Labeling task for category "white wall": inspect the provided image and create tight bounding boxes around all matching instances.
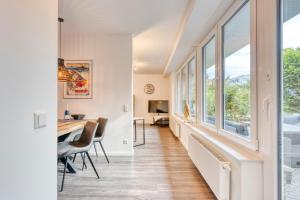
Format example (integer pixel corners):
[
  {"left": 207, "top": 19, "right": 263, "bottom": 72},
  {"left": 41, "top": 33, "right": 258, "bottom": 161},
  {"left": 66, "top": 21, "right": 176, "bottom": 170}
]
[
  {"left": 133, "top": 74, "right": 170, "bottom": 124},
  {"left": 58, "top": 33, "right": 133, "bottom": 155},
  {"left": 0, "top": 1, "right": 57, "bottom": 200}
]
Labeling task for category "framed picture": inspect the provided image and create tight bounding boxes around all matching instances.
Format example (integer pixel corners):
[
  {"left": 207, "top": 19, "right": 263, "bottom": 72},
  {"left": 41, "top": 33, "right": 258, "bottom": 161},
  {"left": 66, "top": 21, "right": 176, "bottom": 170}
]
[{"left": 63, "top": 60, "right": 93, "bottom": 99}]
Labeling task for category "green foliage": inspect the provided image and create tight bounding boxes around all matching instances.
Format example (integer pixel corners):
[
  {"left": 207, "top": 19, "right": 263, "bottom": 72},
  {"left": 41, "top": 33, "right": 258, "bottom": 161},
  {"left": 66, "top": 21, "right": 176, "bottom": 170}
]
[
  {"left": 205, "top": 79, "right": 250, "bottom": 123},
  {"left": 224, "top": 81, "right": 250, "bottom": 122},
  {"left": 201, "top": 48, "right": 300, "bottom": 123},
  {"left": 205, "top": 83, "right": 216, "bottom": 117},
  {"left": 283, "top": 48, "right": 300, "bottom": 114}
]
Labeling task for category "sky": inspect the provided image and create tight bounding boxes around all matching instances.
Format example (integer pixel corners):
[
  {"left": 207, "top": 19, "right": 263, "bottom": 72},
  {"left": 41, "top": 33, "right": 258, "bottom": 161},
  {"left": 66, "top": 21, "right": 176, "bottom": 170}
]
[
  {"left": 283, "top": 13, "right": 300, "bottom": 48},
  {"left": 206, "top": 45, "right": 250, "bottom": 79}
]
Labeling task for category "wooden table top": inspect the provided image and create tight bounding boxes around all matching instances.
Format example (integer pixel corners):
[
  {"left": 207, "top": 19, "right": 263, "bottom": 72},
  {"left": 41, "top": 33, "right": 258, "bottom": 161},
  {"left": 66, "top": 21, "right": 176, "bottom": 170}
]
[{"left": 57, "top": 120, "right": 87, "bottom": 137}]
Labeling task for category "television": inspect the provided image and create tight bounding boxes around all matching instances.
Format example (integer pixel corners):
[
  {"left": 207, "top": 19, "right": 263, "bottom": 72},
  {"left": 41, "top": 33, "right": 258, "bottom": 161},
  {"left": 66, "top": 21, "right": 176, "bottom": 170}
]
[{"left": 148, "top": 100, "right": 169, "bottom": 113}]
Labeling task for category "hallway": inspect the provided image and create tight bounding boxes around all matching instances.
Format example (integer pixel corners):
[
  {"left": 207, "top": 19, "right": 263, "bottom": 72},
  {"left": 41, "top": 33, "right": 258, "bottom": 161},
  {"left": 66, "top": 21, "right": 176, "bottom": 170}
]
[{"left": 58, "top": 126, "right": 216, "bottom": 200}]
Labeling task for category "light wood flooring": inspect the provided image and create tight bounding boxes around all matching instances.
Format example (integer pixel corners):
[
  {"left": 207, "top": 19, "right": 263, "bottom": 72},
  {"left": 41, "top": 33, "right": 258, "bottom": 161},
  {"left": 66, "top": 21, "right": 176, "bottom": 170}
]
[{"left": 58, "top": 125, "right": 216, "bottom": 200}]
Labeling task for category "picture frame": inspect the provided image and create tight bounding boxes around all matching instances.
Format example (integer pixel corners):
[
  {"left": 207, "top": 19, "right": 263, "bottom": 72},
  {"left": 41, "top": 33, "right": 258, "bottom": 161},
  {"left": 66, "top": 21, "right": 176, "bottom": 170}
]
[{"left": 63, "top": 60, "right": 93, "bottom": 99}]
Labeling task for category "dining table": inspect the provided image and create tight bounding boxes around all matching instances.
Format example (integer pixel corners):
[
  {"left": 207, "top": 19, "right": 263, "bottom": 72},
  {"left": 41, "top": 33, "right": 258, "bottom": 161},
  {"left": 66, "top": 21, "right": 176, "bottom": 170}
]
[
  {"left": 58, "top": 119, "right": 87, "bottom": 137},
  {"left": 57, "top": 119, "right": 88, "bottom": 173}
]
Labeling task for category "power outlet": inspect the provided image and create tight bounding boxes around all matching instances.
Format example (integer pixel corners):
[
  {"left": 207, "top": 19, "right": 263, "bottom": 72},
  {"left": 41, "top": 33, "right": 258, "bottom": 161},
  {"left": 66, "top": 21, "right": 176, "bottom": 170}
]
[{"left": 123, "top": 140, "right": 128, "bottom": 144}]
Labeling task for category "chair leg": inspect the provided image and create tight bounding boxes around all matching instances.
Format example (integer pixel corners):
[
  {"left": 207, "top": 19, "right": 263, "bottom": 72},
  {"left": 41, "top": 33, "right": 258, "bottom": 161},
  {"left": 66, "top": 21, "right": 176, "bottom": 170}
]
[
  {"left": 60, "top": 157, "right": 68, "bottom": 192},
  {"left": 80, "top": 153, "right": 87, "bottom": 170},
  {"left": 72, "top": 153, "right": 77, "bottom": 163},
  {"left": 93, "top": 142, "right": 99, "bottom": 157},
  {"left": 99, "top": 141, "right": 109, "bottom": 163},
  {"left": 85, "top": 152, "right": 100, "bottom": 179}
]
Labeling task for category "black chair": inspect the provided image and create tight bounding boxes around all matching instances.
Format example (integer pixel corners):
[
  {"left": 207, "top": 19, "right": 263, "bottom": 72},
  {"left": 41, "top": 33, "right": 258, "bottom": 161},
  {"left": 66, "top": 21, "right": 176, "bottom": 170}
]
[
  {"left": 93, "top": 117, "right": 109, "bottom": 163},
  {"left": 57, "top": 121, "right": 99, "bottom": 192}
]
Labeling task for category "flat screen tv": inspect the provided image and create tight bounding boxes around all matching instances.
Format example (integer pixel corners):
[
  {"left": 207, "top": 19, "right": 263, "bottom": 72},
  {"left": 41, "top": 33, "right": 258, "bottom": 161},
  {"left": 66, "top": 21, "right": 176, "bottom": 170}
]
[{"left": 148, "top": 100, "right": 169, "bottom": 113}]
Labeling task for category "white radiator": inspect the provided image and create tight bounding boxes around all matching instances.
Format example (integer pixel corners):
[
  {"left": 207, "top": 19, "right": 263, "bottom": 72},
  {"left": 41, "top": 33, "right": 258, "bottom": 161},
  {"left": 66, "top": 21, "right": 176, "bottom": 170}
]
[
  {"left": 175, "top": 123, "right": 180, "bottom": 138},
  {"left": 170, "top": 117, "right": 180, "bottom": 138},
  {"left": 188, "top": 134, "right": 231, "bottom": 200}
]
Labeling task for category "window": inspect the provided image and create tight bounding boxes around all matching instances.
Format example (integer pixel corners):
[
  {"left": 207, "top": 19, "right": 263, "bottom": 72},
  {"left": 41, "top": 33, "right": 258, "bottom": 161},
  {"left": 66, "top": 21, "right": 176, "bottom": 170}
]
[
  {"left": 188, "top": 57, "right": 196, "bottom": 117},
  {"left": 222, "top": 1, "right": 251, "bottom": 138},
  {"left": 203, "top": 36, "right": 216, "bottom": 126},
  {"left": 174, "top": 0, "right": 256, "bottom": 148},
  {"left": 176, "top": 72, "right": 182, "bottom": 115},
  {"left": 280, "top": 0, "right": 300, "bottom": 198},
  {"left": 181, "top": 66, "right": 188, "bottom": 115}
]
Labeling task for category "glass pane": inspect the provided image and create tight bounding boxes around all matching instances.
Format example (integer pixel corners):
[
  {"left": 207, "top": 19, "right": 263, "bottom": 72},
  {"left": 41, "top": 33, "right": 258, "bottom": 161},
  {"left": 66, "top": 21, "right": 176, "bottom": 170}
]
[
  {"left": 188, "top": 57, "right": 196, "bottom": 117},
  {"left": 223, "top": 1, "right": 251, "bottom": 137},
  {"left": 181, "top": 66, "right": 188, "bottom": 115},
  {"left": 281, "top": 0, "right": 300, "bottom": 198},
  {"left": 176, "top": 72, "right": 182, "bottom": 114},
  {"left": 203, "top": 37, "right": 216, "bottom": 125}
]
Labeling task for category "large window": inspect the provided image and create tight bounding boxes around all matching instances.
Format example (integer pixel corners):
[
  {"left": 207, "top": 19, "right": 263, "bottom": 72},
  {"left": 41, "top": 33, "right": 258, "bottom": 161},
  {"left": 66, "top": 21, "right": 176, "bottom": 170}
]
[
  {"left": 281, "top": 0, "right": 300, "bottom": 198},
  {"left": 222, "top": 1, "right": 251, "bottom": 138},
  {"left": 174, "top": 0, "right": 256, "bottom": 148},
  {"left": 203, "top": 37, "right": 216, "bottom": 126},
  {"left": 176, "top": 72, "right": 182, "bottom": 115},
  {"left": 188, "top": 57, "right": 196, "bottom": 117},
  {"left": 181, "top": 66, "right": 188, "bottom": 115},
  {"left": 175, "top": 56, "right": 196, "bottom": 118}
]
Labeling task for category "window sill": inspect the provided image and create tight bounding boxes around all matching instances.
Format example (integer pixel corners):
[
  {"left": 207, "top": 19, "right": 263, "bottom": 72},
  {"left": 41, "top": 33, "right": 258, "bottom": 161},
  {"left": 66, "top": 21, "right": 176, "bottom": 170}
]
[{"left": 172, "top": 114, "right": 262, "bottom": 163}]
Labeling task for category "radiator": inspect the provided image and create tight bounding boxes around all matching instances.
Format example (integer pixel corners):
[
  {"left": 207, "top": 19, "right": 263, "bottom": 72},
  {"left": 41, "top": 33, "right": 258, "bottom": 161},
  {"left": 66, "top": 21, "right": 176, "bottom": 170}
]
[
  {"left": 175, "top": 122, "right": 180, "bottom": 137},
  {"left": 188, "top": 134, "right": 231, "bottom": 200},
  {"left": 170, "top": 117, "right": 180, "bottom": 138}
]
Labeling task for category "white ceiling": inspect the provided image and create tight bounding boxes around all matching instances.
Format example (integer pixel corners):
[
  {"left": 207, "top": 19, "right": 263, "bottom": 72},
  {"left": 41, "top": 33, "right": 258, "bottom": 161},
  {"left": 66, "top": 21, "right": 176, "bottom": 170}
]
[
  {"left": 59, "top": 0, "right": 190, "bottom": 74},
  {"left": 59, "top": 0, "right": 234, "bottom": 75}
]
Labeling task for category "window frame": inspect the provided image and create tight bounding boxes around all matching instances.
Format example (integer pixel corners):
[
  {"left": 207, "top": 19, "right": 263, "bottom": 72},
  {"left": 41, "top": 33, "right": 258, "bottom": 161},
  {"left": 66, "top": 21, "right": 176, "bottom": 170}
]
[
  {"left": 188, "top": 55, "right": 197, "bottom": 119},
  {"left": 175, "top": 71, "right": 182, "bottom": 116},
  {"left": 175, "top": 52, "right": 197, "bottom": 119},
  {"left": 175, "top": 0, "right": 258, "bottom": 151},
  {"left": 217, "top": 0, "right": 258, "bottom": 150},
  {"left": 198, "top": 27, "right": 218, "bottom": 130}
]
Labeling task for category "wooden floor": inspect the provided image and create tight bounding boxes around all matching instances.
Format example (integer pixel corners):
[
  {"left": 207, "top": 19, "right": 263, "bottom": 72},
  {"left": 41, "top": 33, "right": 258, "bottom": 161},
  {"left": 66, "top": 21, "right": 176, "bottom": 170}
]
[{"left": 58, "top": 125, "right": 216, "bottom": 200}]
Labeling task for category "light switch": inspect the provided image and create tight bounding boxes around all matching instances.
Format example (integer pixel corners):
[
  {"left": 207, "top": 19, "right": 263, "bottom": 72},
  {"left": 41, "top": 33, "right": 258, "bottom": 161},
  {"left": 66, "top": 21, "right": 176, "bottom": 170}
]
[
  {"left": 124, "top": 104, "right": 129, "bottom": 112},
  {"left": 34, "top": 112, "right": 47, "bottom": 129}
]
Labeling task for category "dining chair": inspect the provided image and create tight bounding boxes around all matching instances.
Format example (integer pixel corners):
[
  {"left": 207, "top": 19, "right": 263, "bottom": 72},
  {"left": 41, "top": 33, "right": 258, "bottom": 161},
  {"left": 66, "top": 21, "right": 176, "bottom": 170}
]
[
  {"left": 65, "top": 129, "right": 88, "bottom": 170},
  {"left": 93, "top": 117, "right": 109, "bottom": 163},
  {"left": 57, "top": 121, "right": 100, "bottom": 192}
]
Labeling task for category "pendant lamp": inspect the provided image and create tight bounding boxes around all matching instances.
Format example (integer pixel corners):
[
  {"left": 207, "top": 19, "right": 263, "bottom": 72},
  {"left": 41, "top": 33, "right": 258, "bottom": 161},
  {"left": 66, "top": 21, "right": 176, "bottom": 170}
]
[{"left": 57, "top": 18, "right": 70, "bottom": 82}]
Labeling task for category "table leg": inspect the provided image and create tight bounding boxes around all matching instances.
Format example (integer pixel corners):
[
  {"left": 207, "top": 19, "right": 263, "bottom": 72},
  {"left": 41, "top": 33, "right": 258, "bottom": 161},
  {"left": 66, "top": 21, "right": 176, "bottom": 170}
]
[
  {"left": 134, "top": 119, "right": 146, "bottom": 147},
  {"left": 134, "top": 120, "right": 137, "bottom": 142},
  {"left": 142, "top": 119, "right": 145, "bottom": 145},
  {"left": 60, "top": 157, "right": 76, "bottom": 174}
]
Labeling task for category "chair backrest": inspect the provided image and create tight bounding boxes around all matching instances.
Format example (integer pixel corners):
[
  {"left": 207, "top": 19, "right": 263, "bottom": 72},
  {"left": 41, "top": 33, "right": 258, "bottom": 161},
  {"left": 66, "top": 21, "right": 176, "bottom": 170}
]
[
  {"left": 95, "top": 117, "right": 108, "bottom": 138},
  {"left": 70, "top": 121, "right": 98, "bottom": 148}
]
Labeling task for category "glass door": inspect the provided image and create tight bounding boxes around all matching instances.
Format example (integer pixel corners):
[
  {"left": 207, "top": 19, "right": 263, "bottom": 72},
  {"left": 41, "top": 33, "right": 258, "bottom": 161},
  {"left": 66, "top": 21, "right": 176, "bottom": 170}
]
[{"left": 280, "top": 0, "right": 300, "bottom": 199}]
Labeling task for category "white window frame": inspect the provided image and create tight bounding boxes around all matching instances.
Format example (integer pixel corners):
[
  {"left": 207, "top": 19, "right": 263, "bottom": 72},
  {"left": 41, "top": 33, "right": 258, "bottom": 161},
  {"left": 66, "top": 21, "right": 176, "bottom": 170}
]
[
  {"left": 217, "top": 0, "right": 258, "bottom": 151},
  {"left": 198, "top": 27, "right": 218, "bottom": 131},
  {"left": 175, "top": 71, "right": 182, "bottom": 116},
  {"left": 175, "top": 52, "right": 197, "bottom": 119},
  {"left": 188, "top": 55, "right": 197, "bottom": 119}
]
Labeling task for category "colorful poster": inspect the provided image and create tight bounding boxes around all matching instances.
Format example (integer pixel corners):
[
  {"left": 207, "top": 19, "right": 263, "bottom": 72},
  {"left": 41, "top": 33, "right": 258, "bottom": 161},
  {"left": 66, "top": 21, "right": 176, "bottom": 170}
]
[{"left": 63, "top": 60, "right": 92, "bottom": 99}]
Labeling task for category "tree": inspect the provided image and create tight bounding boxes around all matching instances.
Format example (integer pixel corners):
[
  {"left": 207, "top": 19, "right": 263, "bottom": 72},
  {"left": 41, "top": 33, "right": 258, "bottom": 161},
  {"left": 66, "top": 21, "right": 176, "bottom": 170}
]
[
  {"left": 283, "top": 48, "right": 300, "bottom": 114},
  {"left": 206, "top": 83, "right": 216, "bottom": 117},
  {"left": 224, "top": 81, "right": 250, "bottom": 122}
]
